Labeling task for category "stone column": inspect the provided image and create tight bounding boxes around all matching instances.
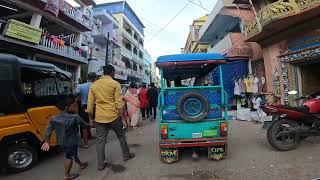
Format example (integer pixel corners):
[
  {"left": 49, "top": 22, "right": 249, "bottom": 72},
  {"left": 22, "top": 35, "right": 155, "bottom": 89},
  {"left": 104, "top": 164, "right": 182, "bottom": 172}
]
[
  {"left": 30, "top": 13, "right": 42, "bottom": 28},
  {"left": 76, "top": 33, "right": 83, "bottom": 47}
]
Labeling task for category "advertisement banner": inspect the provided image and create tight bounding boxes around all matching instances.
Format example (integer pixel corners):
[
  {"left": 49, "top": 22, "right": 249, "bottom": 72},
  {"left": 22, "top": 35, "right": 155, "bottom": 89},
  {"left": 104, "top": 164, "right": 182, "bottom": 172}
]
[{"left": 4, "top": 19, "right": 42, "bottom": 44}]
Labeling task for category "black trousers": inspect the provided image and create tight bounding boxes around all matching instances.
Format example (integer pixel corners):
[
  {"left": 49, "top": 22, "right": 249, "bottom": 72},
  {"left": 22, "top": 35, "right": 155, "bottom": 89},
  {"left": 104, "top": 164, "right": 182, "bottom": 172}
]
[
  {"left": 141, "top": 108, "right": 149, "bottom": 119},
  {"left": 148, "top": 105, "right": 157, "bottom": 119}
]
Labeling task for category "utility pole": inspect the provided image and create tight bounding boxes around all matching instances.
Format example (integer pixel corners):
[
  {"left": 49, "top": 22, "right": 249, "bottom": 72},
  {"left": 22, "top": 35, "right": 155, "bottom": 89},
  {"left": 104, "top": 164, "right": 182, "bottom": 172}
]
[{"left": 105, "top": 32, "right": 110, "bottom": 66}]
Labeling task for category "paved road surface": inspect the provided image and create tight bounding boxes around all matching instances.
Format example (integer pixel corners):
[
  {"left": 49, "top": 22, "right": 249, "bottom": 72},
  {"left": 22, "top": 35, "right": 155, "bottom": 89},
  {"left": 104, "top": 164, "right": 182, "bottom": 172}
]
[{"left": 1, "top": 120, "right": 320, "bottom": 180}]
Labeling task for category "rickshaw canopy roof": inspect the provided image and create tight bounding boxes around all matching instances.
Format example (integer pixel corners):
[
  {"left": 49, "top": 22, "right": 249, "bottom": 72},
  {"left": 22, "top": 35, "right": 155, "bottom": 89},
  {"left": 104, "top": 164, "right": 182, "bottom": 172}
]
[
  {"left": 156, "top": 53, "right": 227, "bottom": 80},
  {"left": 0, "top": 54, "right": 72, "bottom": 78},
  {"left": 157, "top": 53, "right": 227, "bottom": 63}
]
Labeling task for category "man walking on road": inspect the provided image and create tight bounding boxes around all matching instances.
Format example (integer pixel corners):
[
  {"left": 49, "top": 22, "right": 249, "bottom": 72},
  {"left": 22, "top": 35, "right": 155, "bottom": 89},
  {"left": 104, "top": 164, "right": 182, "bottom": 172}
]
[
  {"left": 147, "top": 83, "right": 159, "bottom": 120},
  {"left": 87, "top": 64, "right": 135, "bottom": 170},
  {"left": 76, "top": 72, "right": 97, "bottom": 148}
]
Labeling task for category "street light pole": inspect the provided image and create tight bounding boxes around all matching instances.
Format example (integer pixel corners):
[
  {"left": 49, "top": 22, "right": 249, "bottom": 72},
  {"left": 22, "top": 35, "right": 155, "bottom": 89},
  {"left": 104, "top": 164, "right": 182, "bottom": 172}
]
[{"left": 105, "top": 32, "right": 110, "bottom": 66}]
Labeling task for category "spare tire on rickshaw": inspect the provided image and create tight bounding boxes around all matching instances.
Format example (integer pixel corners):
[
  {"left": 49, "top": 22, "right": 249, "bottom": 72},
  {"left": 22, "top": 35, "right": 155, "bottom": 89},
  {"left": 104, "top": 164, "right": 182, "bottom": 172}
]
[{"left": 176, "top": 92, "right": 209, "bottom": 122}]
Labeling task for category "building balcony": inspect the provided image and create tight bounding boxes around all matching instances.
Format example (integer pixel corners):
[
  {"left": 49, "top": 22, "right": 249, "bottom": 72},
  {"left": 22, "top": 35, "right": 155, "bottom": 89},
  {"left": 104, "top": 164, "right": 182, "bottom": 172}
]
[
  {"left": 90, "top": 49, "right": 105, "bottom": 60},
  {"left": 121, "top": 29, "right": 139, "bottom": 46},
  {"left": 93, "top": 9, "right": 118, "bottom": 27},
  {"left": 92, "top": 26, "right": 107, "bottom": 40},
  {"left": 132, "top": 53, "right": 144, "bottom": 65},
  {"left": 38, "top": 35, "right": 88, "bottom": 63},
  {"left": 244, "top": 0, "right": 320, "bottom": 43},
  {"left": 131, "top": 69, "right": 143, "bottom": 79},
  {"left": 121, "top": 47, "right": 133, "bottom": 59},
  {"left": 20, "top": 0, "right": 93, "bottom": 31},
  {"left": 0, "top": 19, "right": 87, "bottom": 63}
]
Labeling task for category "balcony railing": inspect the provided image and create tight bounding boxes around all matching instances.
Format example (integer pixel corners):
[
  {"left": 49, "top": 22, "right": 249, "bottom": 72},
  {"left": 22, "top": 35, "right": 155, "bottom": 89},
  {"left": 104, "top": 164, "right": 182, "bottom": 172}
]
[
  {"left": 39, "top": 35, "right": 87, "bottom": 61},
  {"left": 62, "top": 1, "right": 92, "bottom": 29},
  {"left": 38, "top": 0, "right": 92, "bottom": 30},
  {"left": 244, "top": 0, "right": 320, "bottom": 38},
  {"left": 122, "top": 29, "right": 139, "bottom": 45},
  {"left": 121, "top": 47, "right": 132, "bottom": 59}
]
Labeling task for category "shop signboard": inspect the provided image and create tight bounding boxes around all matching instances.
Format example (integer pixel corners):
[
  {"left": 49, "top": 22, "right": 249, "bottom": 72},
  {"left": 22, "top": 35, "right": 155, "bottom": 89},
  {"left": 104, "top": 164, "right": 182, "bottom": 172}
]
[
  {"left": 288, "top": 35, "right": 320, "bottom": 52},
  {"left": 3, "top": 19, "right": 42, "bottom": 44}
]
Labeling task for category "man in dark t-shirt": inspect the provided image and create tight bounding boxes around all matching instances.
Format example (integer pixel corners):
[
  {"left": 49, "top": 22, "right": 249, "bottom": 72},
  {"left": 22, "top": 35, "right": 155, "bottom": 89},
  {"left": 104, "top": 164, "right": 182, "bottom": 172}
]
[{"left": 147, "top": 83, "right": 159, "bottom": 120}]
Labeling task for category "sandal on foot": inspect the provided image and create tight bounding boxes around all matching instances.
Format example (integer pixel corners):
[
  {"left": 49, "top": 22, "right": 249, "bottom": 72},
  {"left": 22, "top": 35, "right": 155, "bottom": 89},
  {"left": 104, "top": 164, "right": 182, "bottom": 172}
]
[
  {"left": 80, "top": 144, "right": 89, "bottom": 148},
  {"left": 64, "top": 173, "right": 80, "bottom": 180},
  {"left": 123, "top": 153, "right": 135, "bottom": 161},
  {"left": 97, "top": 163, "right": 108, "bottom": 170}
]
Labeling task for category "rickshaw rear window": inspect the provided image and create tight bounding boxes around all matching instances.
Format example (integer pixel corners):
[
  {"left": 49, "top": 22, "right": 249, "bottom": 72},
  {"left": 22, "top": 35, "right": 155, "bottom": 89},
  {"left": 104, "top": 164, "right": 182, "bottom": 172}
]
[{"left": 21, "top": 68, "right": 71, "bottom": 97}]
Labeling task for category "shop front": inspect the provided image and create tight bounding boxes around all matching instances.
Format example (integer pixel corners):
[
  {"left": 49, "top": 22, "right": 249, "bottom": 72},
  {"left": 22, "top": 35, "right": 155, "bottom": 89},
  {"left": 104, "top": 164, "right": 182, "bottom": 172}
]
[{"left": 279, "top": 30, "right": 320, "bottom": 105}]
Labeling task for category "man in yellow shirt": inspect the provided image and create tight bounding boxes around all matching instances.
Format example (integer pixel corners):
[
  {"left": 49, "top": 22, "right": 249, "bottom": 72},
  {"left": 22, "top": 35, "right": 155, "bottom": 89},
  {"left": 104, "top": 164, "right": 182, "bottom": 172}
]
[{"left": 87, "top": 64, "right": 135, "bottom": 170}]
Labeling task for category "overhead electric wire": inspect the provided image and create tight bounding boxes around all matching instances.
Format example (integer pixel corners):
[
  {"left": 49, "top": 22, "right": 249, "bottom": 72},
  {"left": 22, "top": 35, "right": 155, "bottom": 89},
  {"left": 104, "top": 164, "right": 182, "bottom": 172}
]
[
  {"left": 144, "top": 29, "right": 176, "bottom": 42},
  {"left": 144, "top": 26, "right": 177, "bottom": 40},
  {"left": 187, "top": 0, "right": 210, "bottom": 12},
  {"left": 141, "top": 18, "right": 178, "bottom": 38},
  {"left": 146, "top": 1, "right": 191, "bottom": 44}
]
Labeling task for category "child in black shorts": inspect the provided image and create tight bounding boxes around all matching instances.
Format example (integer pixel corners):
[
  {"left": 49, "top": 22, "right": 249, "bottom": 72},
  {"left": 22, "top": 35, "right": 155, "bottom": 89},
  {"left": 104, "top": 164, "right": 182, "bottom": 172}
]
[{"left": 41, "top": 96, "right": 90, "bottom": 180}]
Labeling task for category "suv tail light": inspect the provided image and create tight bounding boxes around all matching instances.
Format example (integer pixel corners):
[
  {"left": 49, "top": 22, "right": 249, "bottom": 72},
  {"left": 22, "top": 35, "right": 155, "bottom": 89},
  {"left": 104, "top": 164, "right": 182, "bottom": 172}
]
[
  {"left": 161, "top": 124, "right": 168, "bottom": 139},
  {"left": 220, "top": 122, "right": 227, "bottom": 136}
]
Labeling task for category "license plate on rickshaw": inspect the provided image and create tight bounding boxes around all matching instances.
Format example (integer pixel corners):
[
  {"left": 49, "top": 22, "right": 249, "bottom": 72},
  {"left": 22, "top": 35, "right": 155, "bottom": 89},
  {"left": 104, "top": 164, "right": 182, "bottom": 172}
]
[{"left": 192, "top": 133, "right": 203, "bottom": 138}]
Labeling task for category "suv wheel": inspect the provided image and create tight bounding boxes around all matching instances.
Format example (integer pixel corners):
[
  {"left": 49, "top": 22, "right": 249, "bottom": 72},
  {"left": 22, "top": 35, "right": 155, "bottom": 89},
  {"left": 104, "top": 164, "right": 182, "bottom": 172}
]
[{"left": 6, "top": 144, "right": 38, "bottom": 172}]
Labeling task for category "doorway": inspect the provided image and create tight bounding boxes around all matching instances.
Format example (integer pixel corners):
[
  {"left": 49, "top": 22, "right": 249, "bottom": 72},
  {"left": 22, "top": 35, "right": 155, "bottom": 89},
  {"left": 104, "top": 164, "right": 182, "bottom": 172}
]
[{"left": 300, "top": 62, "right": 320, "bottom": 95}]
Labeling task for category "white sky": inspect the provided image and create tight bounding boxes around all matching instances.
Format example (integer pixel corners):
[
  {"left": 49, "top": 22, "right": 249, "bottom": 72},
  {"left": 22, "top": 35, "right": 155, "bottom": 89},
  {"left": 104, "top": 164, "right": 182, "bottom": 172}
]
[{"left": 92, "top": 0, "right": 217, "bottom": 62}]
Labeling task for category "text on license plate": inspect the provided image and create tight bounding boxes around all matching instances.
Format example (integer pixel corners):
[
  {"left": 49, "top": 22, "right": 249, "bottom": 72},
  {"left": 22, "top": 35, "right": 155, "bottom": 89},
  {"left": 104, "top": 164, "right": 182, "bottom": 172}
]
[{"left": 192, "top": 133, "right": 203, "bottom": 138}]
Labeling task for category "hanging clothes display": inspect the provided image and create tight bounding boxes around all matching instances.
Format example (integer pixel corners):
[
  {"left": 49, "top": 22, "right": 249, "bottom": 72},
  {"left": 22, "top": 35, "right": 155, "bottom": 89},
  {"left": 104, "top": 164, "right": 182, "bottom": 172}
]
[
  {"left": 234, "top": 80, "right": 240, "bottom": 96},
  {"left": 252, "top": 76, "right": 259, "bottom": 94},
  {"left": 239, "top": 78, "right": 245, "bottom": 93},
  {"left": 245, "top": 76, "right": 253, "bottom": 93}
]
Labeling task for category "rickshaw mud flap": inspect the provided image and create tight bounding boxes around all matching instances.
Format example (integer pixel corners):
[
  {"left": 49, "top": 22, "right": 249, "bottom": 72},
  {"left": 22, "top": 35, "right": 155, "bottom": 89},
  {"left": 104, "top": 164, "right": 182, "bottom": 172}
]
[
  {"left": 208, "top": 144, "right": 228, "bottom": 160},
  {"left": 160, "top": 148, "right": 179, "bottom": 164}
]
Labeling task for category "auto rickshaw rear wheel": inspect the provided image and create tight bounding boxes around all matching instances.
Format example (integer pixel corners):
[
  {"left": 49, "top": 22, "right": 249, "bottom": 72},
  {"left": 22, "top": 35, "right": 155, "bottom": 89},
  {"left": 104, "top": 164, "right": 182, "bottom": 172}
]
[{"left": 6, "top": 143, "right": 38, "bottom": 172}]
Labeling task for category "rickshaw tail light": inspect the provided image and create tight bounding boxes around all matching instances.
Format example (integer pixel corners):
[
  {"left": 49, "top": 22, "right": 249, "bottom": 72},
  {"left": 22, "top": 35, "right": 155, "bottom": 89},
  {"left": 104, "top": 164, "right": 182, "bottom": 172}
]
[
  {"left": 220, "top": 122, "right": 227, "bottom": 136},
  {"left": 161, "top": 125, "right": 168, "bottom": 139}
]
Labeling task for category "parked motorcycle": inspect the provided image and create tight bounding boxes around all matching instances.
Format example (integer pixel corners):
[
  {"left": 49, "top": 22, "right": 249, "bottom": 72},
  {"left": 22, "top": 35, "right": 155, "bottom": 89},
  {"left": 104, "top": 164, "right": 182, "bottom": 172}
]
[{"left": 261, "top": 90, "right": 320, "bottom": 151}]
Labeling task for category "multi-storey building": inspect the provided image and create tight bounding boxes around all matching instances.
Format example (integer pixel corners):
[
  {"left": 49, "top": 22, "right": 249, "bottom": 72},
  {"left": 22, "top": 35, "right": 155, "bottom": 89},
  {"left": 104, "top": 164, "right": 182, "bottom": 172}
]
[
  {"left": 185, "top": 0, "right": 263, "bottom": 101},
  {"left": 235, "top": 0, "right": 320, "bottom": 105},
  {"left": 0, "top": 0, "right": 95, "bottom": 80},
  {"left": 88, "top": 8, "right": 122, "bottom": 80},
  {"left": 143, "top": 50, "right": 152, "bottom": 85},
  {"left": 183, "top": 15, "right": 209, "bottom": 53},
  {"left": 94, "top": 1, "right": 145, "bottom": 83}
]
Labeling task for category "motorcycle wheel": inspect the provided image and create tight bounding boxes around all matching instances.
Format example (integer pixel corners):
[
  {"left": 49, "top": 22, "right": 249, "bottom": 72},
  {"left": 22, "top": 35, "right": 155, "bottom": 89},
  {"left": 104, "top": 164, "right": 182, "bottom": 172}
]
[{"left": 267, "top": 118, "right": 301, "bottom": 151}]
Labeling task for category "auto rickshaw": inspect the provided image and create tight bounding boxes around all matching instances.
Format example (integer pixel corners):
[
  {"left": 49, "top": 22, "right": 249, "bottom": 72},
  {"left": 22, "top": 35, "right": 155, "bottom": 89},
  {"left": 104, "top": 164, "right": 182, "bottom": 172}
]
[
  {"left": 156, "top": 53, "right": 229, "bottom": 163},
  {"left": 0, "top": 54, "right": 72, "bottom": 172}
]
